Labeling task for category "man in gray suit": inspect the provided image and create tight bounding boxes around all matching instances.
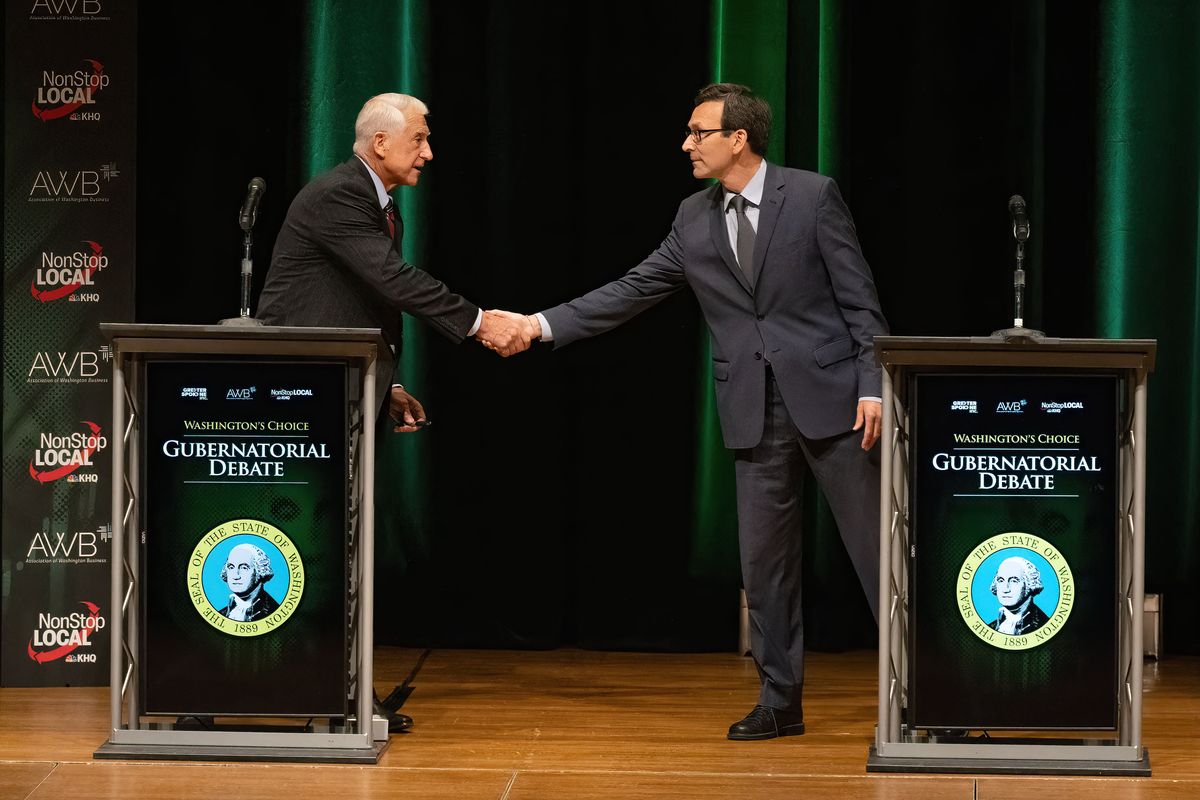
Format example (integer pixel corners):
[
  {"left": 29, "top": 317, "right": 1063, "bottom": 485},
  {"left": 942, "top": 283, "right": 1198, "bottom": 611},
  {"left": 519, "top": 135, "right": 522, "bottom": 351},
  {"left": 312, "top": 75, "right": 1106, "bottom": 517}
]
[
  {"left": 258, "top": 93, "right": 529, "bottom": 429},
  {"left": 496, "top": 83, "right": 888, "bottom": 740}
]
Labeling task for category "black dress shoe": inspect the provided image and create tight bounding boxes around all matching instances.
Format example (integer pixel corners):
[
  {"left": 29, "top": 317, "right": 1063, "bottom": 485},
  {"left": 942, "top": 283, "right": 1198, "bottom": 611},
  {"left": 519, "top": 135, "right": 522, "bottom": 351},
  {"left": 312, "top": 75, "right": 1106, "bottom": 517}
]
[{"left": 727, "top": 705, "right": 805, "bottom": 740}]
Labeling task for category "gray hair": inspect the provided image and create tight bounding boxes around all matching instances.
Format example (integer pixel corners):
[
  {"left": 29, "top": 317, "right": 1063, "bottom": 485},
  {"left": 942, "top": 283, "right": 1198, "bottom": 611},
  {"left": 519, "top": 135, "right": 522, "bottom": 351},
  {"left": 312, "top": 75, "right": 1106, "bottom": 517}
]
[
  {"left": 220, "top": 543, "right": 275, "bottom": 584},
  {"left": 989, "top": 556, "right": 1044, "bottom": 597},
  {"left": 352, "top": 93, "right": 429, "bottom": 157}
]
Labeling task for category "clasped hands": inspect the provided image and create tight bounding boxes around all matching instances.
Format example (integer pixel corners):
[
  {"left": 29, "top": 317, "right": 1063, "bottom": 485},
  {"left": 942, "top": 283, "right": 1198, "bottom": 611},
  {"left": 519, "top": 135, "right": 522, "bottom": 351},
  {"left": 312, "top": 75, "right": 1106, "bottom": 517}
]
[{"left": 475, "top": 309, "right": 541, "bottom": 356}]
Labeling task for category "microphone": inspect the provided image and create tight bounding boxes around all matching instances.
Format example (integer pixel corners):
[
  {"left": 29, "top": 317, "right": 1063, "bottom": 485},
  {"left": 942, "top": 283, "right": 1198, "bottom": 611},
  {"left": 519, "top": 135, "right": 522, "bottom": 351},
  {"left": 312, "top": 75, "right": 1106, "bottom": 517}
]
[
  {"left": 1008, "top": 194, "right": 1030, "bottom": 243},
  {"left": 992, "top": 191, "right": 1044, "bottom": 339},
  {"left": 238, "top": 177, "right": 266, "bottom": 232}
]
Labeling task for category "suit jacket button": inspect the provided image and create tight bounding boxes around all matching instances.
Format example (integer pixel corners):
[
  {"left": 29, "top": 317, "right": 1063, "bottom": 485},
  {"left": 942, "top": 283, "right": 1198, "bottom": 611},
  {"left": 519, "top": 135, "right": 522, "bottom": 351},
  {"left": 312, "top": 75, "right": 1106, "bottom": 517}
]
[{"left": 754, "top": 352, "right": 762, "bottom": 360}]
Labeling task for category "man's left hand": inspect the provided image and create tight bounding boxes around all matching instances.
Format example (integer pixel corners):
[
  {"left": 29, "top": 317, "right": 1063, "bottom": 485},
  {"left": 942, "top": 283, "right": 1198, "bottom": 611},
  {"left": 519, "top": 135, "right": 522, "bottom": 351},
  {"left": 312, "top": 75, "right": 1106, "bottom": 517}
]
[
  {"left": 389, "top": 386, "right": 427, "bottom": 433},
  {"left": 853, "top": 399, "right": 882, "bottom": 451}
]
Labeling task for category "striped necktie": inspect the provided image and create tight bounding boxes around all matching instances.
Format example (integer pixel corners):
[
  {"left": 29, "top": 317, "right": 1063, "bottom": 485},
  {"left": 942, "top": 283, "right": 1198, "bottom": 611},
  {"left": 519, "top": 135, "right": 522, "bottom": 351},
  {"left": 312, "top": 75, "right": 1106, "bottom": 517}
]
[{"left": 384, "top": 199, "right": 397, "bottom": 240}]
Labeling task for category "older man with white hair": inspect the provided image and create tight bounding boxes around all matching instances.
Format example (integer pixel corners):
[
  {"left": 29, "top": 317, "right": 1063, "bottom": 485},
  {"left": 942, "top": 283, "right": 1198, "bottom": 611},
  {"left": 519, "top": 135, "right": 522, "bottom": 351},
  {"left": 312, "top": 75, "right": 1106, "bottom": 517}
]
[
  {"left": 258, "top": 93, "right": 530, "bottom": 429},
  {"left": 258, "top": 93, "right": 524, "bottom": 732}
]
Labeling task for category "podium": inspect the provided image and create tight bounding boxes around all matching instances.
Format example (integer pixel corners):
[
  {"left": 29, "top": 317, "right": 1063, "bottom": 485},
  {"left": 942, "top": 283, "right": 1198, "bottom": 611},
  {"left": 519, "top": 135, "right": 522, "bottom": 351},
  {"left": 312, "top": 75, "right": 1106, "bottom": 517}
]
[
  {"left": 94, "top": 324, "right": 392, "bottom": 763},
  {"left": 867, "top": 336, "right": 1155, "bottom": 776}
]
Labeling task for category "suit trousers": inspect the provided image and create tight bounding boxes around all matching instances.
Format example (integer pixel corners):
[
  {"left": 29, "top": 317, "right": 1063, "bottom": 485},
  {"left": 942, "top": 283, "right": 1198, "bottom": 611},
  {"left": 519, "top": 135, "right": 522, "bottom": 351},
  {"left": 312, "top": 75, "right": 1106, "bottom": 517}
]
[{"left": 734, "top": 370, "right": 881, "bottom": 712}]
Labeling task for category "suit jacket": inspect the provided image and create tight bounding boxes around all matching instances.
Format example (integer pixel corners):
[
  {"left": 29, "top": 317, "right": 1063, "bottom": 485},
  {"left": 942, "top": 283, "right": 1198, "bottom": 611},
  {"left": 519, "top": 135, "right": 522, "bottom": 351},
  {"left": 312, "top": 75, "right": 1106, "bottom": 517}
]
[
  {"left": 541, "top": 163, "right": 888, "bottom": 448},
  {"left": 257, "top": 158, "right": 478, "bottom": 355}
]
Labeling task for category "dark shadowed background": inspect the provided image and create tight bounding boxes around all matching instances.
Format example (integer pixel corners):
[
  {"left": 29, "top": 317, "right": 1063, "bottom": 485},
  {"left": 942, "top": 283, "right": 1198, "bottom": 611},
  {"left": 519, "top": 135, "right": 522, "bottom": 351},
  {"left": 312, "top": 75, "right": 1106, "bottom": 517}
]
[{"left": 134, "top": 1, "right": 1200, "bottom": 655}]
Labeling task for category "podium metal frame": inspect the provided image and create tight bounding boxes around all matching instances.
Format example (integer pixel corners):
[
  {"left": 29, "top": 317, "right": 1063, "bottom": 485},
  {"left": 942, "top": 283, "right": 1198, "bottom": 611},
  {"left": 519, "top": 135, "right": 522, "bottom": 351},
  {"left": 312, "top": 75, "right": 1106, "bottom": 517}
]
[
  {"left": 95, "top": 324, "right": 392, "bottom": 763},
  {"left": 867, "top": 336, "right": 1156, "bottom": 776}
]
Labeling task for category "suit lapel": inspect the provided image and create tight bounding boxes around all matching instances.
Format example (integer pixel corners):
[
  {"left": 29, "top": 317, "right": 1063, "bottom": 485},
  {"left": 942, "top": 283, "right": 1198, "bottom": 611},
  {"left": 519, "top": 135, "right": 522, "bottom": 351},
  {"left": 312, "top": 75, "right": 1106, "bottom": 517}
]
[
  {"left": 708, "top": 186, "right": 752, "bottom": 294},
  {"left": 751, "top": 164, "right": 786, "bottom": 287}
]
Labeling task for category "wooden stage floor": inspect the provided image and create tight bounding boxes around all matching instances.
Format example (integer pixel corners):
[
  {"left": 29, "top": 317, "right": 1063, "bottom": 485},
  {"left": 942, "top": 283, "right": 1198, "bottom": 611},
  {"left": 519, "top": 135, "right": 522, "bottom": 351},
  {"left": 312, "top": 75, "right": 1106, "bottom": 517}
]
[{"left": 1, "top": 648, "right": 1197, "bottom": 799}]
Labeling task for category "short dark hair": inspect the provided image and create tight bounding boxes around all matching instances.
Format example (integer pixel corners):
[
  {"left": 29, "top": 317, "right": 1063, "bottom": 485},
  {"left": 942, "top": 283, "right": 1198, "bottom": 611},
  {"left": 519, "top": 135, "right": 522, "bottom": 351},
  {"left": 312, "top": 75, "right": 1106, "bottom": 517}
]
[{"left": 694, "top": 83, "right": 772, "bottom": 156}]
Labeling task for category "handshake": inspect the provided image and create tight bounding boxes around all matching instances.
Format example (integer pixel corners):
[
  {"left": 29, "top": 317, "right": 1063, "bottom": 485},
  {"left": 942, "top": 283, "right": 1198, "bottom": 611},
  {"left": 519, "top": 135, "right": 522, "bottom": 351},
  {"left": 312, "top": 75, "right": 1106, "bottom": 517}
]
[{"left": 474, "top": 309, "right": 542, "bottom": 356}]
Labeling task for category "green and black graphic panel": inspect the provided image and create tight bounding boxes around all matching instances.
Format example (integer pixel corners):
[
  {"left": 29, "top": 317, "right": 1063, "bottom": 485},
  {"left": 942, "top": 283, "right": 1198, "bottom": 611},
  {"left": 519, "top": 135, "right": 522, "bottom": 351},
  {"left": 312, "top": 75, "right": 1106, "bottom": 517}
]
[
  {"left": 909, "top": 371, "right": 1119, "bottom": 730},
  {"left": 141, "top": 359, "right": 348, "bottom": 716}
]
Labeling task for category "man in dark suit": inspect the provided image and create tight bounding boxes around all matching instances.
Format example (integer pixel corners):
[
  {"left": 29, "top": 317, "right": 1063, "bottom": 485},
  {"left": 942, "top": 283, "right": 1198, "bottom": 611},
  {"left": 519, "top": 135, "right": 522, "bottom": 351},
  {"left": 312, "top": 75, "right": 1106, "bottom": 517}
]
[
  {"left": 500, "top": 83, "right": 888, "bottom": 740},
  {"left": 257, "top": 93, "right": 529, "bottom": 731},
  {"left": 258, "top": 92, "right": 529, "bottom": 429}
]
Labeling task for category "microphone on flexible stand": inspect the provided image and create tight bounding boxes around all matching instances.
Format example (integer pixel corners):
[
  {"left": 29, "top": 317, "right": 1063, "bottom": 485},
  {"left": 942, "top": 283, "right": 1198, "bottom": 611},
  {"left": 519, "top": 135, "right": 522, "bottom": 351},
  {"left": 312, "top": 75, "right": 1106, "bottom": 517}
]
[
  {"left": 992, "top": 194, "right": 1044, "bottom": 340},
  {"left": 239, "top": 177, "right": 266, "bottom": 233},
  {"left": 1009, "top": 194, "right": 1030, "bottom": 245},
  {"left": 220, "top": 177, "right": 266, "bottom": 326}
]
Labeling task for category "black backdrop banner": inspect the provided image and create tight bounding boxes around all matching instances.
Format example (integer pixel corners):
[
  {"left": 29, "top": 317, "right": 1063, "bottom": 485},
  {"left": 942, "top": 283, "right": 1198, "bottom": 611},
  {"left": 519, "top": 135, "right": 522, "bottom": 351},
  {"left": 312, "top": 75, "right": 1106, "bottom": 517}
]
[{"left": 2, "top": 0, "right": 136, "bottom": 686}]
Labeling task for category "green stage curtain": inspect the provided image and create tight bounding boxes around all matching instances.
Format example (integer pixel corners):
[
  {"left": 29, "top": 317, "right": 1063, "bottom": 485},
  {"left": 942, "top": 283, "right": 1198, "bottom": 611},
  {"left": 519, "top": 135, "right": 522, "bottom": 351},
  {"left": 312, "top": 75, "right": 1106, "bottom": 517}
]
[
  {"left": 696, "top": 0, "right": 876, "bottom": 646},
  {"left": 305, "top": 0, "right": 433, "bottom": 573},
  {"left": 136, "top": 1, "right": 1200, "bottom": 654},
  {"left": 688, "top": 0, "right": 1200, "bottom": 651},
  {"left": 1095, "top": 0, "right": 1200, "bottom": 654}
]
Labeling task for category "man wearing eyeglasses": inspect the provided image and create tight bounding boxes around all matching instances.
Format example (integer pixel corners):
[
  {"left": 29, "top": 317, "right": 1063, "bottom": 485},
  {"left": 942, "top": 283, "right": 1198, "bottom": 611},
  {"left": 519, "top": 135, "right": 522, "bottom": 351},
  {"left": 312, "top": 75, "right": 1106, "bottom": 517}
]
[{"left": 498, "top": 83, "right": 888, "bottom": 740}]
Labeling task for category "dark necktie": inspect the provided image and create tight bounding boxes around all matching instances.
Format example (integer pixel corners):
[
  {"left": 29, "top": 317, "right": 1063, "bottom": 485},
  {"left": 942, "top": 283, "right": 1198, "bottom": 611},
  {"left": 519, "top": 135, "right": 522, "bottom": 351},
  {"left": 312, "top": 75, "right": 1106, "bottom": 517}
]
[
  {"left": 384, "top": 199, "right": 397, "bottom": 240},
  {"left": 730, "top": 194, "right": 756, "bottom": 283}
]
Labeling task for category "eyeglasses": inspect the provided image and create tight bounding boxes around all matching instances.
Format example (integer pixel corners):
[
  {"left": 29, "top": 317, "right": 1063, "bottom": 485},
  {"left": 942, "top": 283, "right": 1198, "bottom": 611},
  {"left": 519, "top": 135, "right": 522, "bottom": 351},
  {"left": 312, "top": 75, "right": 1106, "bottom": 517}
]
[{"left": 685, "top": 128, "right": 735, "bottom": 143}]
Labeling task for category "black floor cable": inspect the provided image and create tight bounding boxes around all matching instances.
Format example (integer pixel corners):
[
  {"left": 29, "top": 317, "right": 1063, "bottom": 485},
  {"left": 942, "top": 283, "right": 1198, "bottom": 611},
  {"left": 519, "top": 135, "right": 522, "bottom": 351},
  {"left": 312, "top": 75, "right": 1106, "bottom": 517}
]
[{"left": 378, "top": 648, "right": 433, "bottom": 714}]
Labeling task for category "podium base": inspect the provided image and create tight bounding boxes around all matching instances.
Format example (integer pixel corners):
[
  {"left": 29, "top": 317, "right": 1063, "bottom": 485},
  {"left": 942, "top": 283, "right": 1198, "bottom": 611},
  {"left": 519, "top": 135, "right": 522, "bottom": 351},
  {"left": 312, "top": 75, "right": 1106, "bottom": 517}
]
[
  {"left": 94, "top": 739, "right": 388, "bottom": 764},
  {"left": 867, "top": 744, "right": 1151, "bottom": 777},
  {"left": 94, "top": 715, "right": 392, "bottom": 763}
]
